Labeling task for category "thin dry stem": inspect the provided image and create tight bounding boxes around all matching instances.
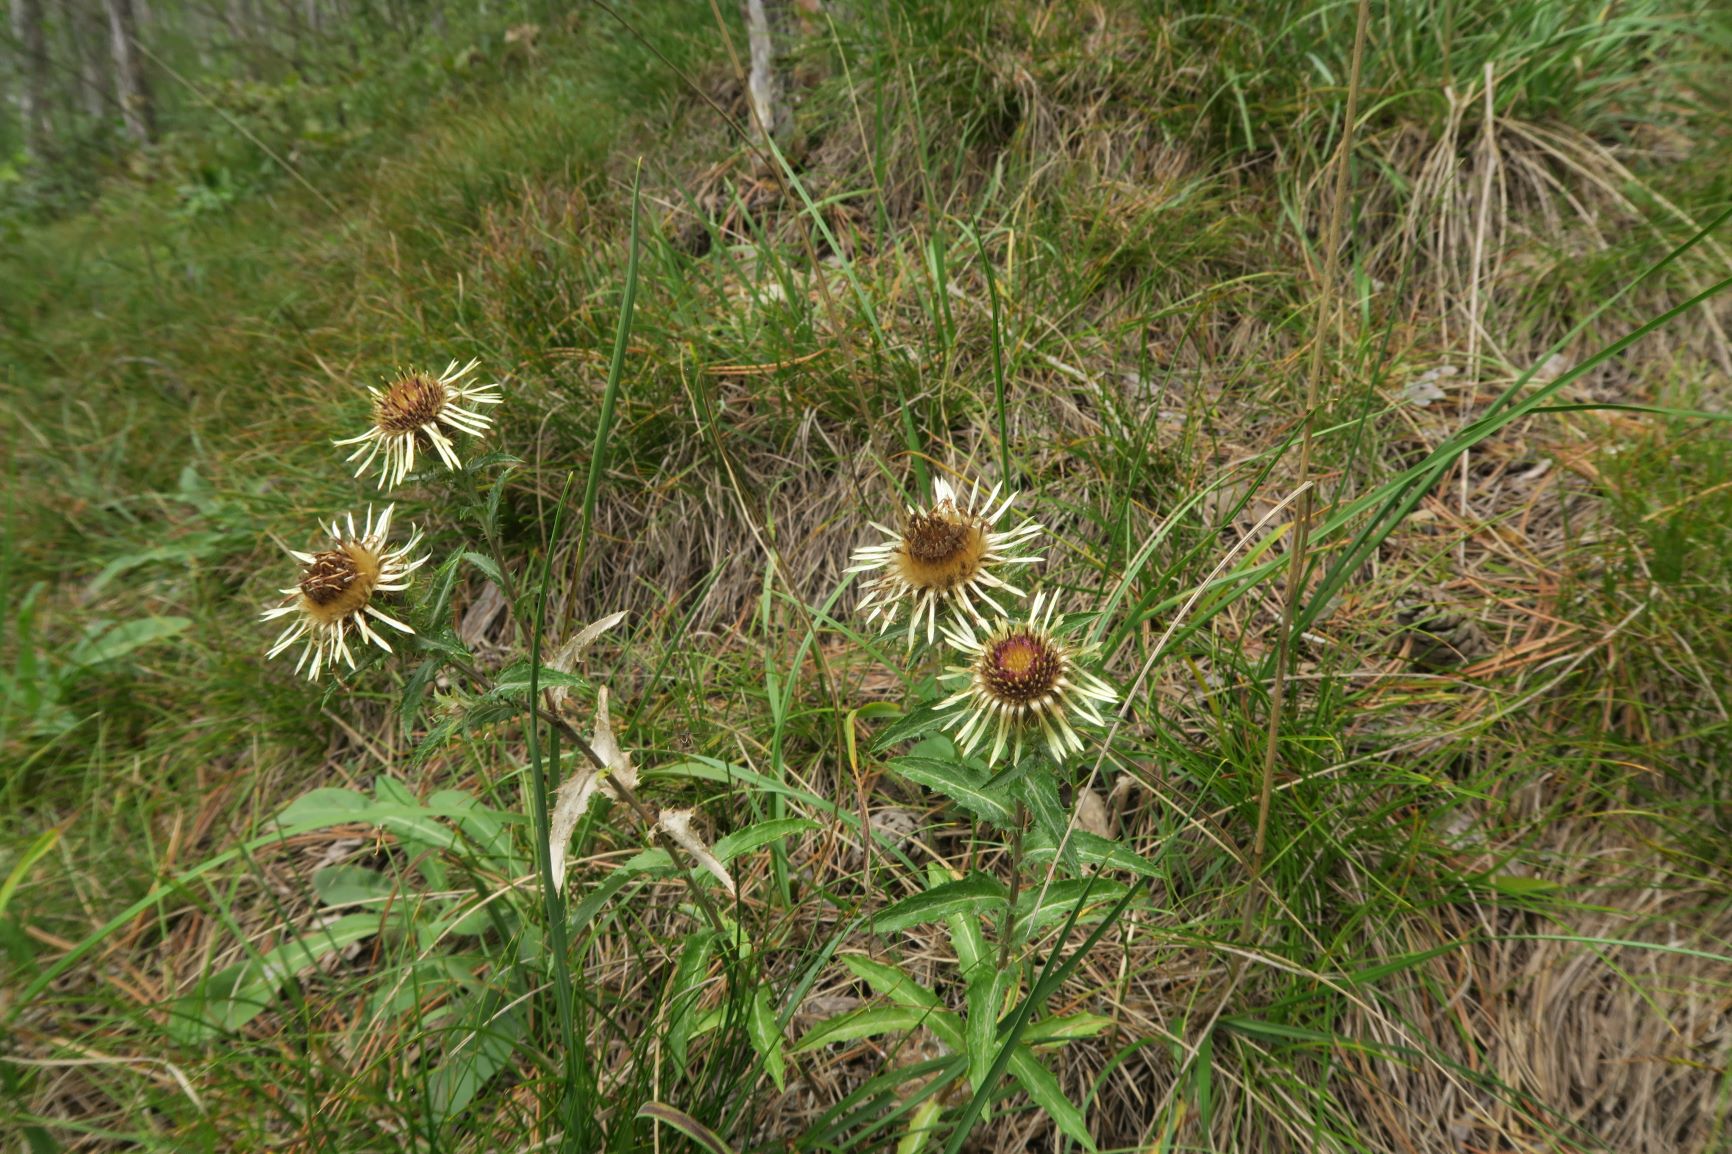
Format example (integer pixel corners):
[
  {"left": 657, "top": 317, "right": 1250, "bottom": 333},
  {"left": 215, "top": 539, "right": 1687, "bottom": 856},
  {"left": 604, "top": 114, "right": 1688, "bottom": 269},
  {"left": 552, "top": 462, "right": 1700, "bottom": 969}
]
[{"left": 1244, "top": 0, "right": 1373, "bottom": 934}]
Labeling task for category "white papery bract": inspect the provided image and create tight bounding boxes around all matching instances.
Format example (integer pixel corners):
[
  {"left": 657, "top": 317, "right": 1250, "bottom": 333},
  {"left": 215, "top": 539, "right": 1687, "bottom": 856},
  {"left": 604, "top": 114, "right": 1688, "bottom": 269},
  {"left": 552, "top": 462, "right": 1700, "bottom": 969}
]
[
  {"left": 261, "top": 505, "right": 427, "bottom": 680},
  {"left": 335, "top": 359, "right": 503, "bottom": 490},
  {"left": 936, "top": 590, "right": 1117, "bottom": 766},
  {"left": 845, "top": 475, "right": 1043, "bottom": 649}
]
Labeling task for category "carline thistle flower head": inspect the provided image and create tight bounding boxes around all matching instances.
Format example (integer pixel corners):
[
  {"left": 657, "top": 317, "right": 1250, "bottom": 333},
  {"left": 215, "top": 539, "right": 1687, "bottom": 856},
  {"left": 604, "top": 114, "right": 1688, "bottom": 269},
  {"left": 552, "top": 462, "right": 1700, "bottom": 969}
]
[
  {"left": 845, "top": 475, "right": 1043, "bottom": 649},
  {"left": 261, "top": 505, "right": 428, "bottom": 680},
  {"left": 937, "top": 590, "right": 1117, "bottom": 767},
  {"left": 335, "top": 359, "right": 503, "bottom": 490}
]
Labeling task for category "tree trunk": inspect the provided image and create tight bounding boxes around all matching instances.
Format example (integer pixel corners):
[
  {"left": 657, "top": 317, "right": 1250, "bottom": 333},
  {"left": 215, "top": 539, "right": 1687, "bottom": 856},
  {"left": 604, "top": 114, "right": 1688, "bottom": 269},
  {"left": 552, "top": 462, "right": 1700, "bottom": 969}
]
[
  {"left": 9, "top": 0, "right": 54, "bottom": 164},
  {"left": 743, "top": 0, "right": 793, "bottom": 152},
  {"left": 75, "top": 0, "right": 114, "bottom": 122},
  {"left": 103, "top": 0, "right": 155, "bottom": 144}
]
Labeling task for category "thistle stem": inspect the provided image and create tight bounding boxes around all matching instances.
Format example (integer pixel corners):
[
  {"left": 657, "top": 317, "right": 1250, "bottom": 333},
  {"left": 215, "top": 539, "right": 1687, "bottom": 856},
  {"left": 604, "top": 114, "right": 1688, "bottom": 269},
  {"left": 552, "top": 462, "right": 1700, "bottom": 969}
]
[
  {"left": 438, "top": 653, "right": 728, "bottom": 937},
  {"left": 997, "top": 800, "right": 1027, "bottom": 974}
]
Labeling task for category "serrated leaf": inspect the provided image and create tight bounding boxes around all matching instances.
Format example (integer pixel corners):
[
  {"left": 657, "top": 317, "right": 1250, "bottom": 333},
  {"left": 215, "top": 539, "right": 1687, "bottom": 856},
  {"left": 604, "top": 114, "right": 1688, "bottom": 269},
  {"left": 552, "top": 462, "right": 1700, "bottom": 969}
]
[
  {"left": 965, "top": 968, "right": 1012, "bottom": 1112},
  {"left": 461, "top": 551, "right": 505, "bottom": 586},
  {"left": 945, "top": 908, "right": 988, "bottom": 982},
  {"left": 898, "top": 1096, "right": 945, "bottom": 1154},
  {"left": 411, "top": 697, "right": 523, "bottom": 766},
  {"left": 747, "top": 985, "right": 787, "bottom": 1091},
  {"left": 667, "top": 929, "right": 717, "bottom": 1066},
  {"left": 488, "top": 660, "right": 588, "bottom": 697},
  {"left": 1007, "top": 1045, "right": 1097, "bottom": 1152},
  {"left": 1020, "top": 1012, "right": 1115, "bottom": 1045},
  {"left": 870, "top": 699, "right": 949, "bottom": 753},
  {"left": 887, "top": 757, "right": 1013, "bottom": 824},
  {"left": 1015, "top": 766, "right": 1077, "bottom": 875},
  {"left": 840, "top": 955, "right": 942, "bottom": 1010},
  {"left": 981, "top": 751, "right": 1045, "bottom": 792},
  {"left": 1016, "top": 879, "right": 1130, "bottom": 939},
  {"left": 793, "top": 1005, "right": 930, "bottom": 1052},
  {"left": 1024, "top": 830, "right": 1163, "bottom": 879},
  {"left": 712, "top": 817, "right": 819, "bottom": 863},
  {"left": 874, "top": 873, "right": 1008, "bottom": 935},
  {"left": 399, "top": 656, "right": 445, "bottom": 726}
]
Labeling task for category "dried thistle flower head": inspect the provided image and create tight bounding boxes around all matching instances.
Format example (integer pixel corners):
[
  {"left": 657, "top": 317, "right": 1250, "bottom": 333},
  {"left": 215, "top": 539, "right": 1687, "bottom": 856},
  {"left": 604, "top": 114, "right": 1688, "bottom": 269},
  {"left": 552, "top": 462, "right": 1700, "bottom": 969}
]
[
  {"left": 334, "top": 359, "right": 503, "bottom": 490},
  {"left": 937, "top": 590, "right": 1117, "bottom": 766},
  {"left": 845, "top": 475, "right": 1043, "bottom": 649},
  {"left": 261, "top": 506, "right": 427, "bottom": 680}
]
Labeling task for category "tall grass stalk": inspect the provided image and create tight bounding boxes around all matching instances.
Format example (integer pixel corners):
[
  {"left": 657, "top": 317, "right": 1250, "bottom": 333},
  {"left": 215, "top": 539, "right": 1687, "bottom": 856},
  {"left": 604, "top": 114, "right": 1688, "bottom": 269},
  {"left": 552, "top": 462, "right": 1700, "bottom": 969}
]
[
  {"left": 524, "top": 472, "right": 588, "bottom": 1152},
  {"left": 1245, "top": 0, "right": 1373, "bottom": 932},
  {"left": 572, "top": 162, "right": 643, "bottom": 598}
]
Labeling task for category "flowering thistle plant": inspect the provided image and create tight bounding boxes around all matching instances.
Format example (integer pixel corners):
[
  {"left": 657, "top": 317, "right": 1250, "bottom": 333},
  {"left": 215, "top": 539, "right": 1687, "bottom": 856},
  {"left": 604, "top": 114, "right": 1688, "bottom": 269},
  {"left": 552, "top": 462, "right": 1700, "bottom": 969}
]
[{"left": 848, "top": 471, "right": 1120, "bottom": 875}]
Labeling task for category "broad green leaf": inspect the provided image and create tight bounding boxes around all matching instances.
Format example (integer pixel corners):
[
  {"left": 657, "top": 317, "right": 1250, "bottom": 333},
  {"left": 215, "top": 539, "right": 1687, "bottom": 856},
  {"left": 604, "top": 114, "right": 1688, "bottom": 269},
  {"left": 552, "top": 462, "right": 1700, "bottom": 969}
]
[
  {"left": 276, "top": 788, "right": 370, "bottom": 828},
  {"left": 888, "top": 757, "right": 1014, "bottom": 824},
  {"left": 67, "top": 616, "right": 190, "bottom": 667},
  {"left": 1024, "top": 830, "right": 1163, "bottom": 879},
  {"left": 794, "top": 1005, "right": 930, "bottom": 1052},
  {"left": 311, "top": 865, "right": 395, "bottom": 909},
  {"left": 747, "top": 985, "right": 787, "bottom": 1091},
  {"left": 668, "top": 930, "right": 718, "bottom": 1066},
  {"left": 1007, "top": 1045, "right": 1097, "bottom": 1152},
  {"left": 168, "top": 913, "right": 387, "bottom": 1041},
  {"left": 1020, "top": 1012, "right": 1115, "bottom": 1045},
  {"left": 374, "top": 778, "right": 459, "bottom": 874},
  {"left": 1014, "top": 766, "right": 1077, "bottom": 875},
  {"left": 870, "top": 699, "right": 950, "bottom": 753},
  {"left": 89, "top": 535, "right": 226, "bottom": 595},
  {"left": 363, "top": 955, "right": 476, "bottom": 1022},
  {"left": 428, "top": 995, "right": 522, "bottom": 1123},
  {"left": 428, "top": 788, "right": 517, "bottom": 867},
  {"left": 426, "top": 894, "right": 512, "bottom": 940},
  {"left": 875, "top": 873, "right": 1008, "bottom": 935},
  {"left": 712, "top": 817, "right": 819, "bottom": 863},
  {"left": 897, "top": 1097, "right": 945, "bottom": 1154}
]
